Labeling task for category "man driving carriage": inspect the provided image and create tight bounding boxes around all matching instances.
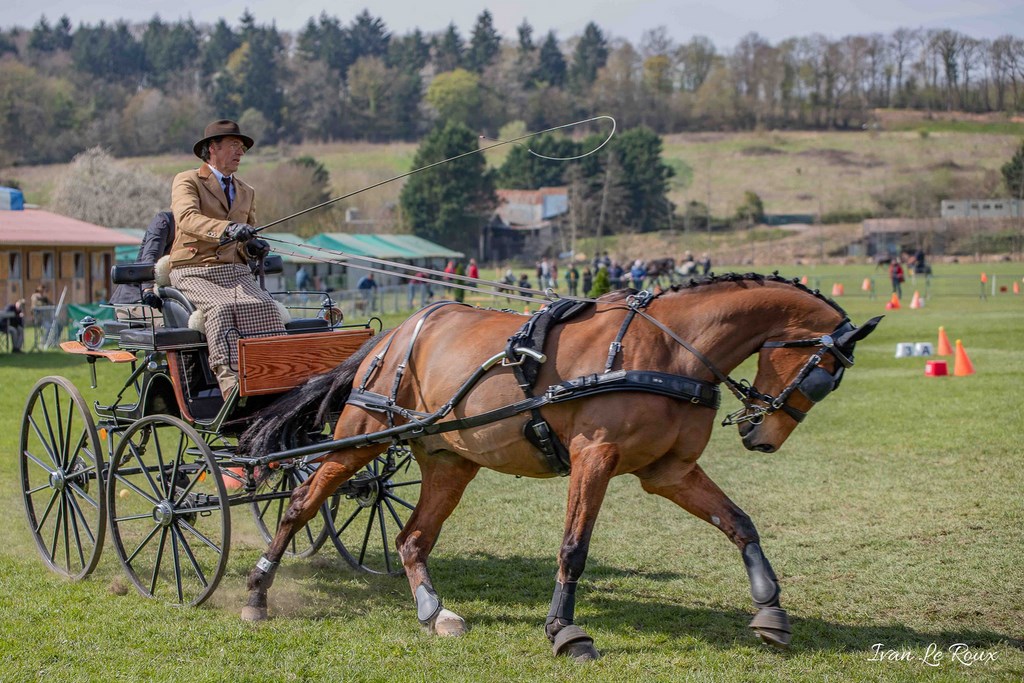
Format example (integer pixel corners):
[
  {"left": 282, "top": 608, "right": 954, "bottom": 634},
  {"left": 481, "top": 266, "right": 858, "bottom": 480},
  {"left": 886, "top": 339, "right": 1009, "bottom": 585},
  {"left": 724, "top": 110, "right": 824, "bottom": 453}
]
[{"left": 168, "top": 119, "right": 283, "bottom": 399}]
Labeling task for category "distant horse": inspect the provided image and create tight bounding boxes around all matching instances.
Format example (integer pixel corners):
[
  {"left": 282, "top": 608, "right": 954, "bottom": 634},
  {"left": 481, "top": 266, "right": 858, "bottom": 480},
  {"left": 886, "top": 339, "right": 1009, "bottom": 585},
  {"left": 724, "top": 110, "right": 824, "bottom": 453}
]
[
  {"left": 644, "top": 257, "right": 677, "bottom": 288},
  {"left": 239, "top": 273, "right": 881, "bottom": 660}
]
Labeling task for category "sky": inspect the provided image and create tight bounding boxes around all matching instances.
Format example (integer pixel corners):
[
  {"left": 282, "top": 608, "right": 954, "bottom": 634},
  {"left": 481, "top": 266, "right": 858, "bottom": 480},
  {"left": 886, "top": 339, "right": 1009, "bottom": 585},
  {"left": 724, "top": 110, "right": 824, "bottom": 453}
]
[{"left": 2, "top": 0, "right": 1021, "bottom": 48}]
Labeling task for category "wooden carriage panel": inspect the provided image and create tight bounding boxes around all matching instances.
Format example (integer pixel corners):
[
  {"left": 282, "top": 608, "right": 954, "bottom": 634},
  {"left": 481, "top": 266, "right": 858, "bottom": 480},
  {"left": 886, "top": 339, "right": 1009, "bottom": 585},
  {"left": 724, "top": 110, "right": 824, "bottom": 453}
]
[{"left": 238, "top": 327, "right": 374, "bottom": 396}]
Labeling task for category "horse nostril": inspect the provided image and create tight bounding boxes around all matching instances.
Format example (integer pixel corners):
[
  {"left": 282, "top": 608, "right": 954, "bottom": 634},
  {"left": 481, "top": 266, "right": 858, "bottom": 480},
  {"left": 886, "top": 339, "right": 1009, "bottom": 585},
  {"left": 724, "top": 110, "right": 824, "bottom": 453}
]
[{"left": 754, "top": 443, "right": 776, "bottom": 453}]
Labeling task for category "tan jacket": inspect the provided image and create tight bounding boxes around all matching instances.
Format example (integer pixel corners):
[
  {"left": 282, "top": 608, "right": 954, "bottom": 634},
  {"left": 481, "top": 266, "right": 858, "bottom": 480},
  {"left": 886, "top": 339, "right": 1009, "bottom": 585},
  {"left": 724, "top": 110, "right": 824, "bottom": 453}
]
[{"left": 169, "top": 163, "right": 257, "bottom": 268}]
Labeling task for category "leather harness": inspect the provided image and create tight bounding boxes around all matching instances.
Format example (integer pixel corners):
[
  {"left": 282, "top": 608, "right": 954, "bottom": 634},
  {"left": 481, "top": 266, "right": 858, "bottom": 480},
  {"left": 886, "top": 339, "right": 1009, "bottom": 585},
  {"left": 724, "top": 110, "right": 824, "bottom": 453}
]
[{"left": 346, "top": 297, "right": 721, "bottom": 477}]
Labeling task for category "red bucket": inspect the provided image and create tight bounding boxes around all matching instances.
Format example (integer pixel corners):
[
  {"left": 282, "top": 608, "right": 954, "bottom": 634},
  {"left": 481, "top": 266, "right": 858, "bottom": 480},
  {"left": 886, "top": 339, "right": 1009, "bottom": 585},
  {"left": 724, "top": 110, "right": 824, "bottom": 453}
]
[{"left": 925, "top": 360, "right": 948, "bottom": 377}]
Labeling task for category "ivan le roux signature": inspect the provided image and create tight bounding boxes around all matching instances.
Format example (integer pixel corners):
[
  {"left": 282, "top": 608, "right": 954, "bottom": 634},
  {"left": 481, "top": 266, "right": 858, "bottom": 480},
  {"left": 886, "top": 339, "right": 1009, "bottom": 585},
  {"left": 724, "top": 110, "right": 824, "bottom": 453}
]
[{"left": 869, "top": 643, "right": 997, "bottom": 666}]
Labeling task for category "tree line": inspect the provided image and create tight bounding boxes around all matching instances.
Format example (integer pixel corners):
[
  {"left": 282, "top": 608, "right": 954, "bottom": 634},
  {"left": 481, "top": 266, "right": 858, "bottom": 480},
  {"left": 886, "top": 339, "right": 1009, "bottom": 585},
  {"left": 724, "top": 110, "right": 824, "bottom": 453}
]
[{"left": 2, "top": 11, "right": 1024, "bottom": 166}]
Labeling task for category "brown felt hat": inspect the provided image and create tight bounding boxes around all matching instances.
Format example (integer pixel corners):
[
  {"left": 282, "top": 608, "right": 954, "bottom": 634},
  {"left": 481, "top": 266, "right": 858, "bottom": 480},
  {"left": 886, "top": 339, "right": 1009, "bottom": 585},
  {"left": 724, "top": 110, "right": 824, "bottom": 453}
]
[{"left": 193, "top": 119, "right": 255, "bottom": 158}]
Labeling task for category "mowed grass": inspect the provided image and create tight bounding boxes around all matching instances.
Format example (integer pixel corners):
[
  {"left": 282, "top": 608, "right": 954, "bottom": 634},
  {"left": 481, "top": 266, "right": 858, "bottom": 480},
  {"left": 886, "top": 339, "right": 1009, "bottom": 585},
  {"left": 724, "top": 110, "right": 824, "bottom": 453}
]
[{"left": 1, "top": 270, "right": 1023, "bottom": 681}]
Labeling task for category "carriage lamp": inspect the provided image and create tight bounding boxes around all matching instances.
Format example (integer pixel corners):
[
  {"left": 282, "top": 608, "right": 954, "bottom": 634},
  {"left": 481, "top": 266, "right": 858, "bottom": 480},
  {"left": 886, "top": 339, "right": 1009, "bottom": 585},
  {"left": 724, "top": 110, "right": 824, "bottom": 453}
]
[
  {"left": 318, "top": 305, "right": 344, "bottom": 327},
  {"left": 76, "top": 316, "right": 106, "bottom": 351}
]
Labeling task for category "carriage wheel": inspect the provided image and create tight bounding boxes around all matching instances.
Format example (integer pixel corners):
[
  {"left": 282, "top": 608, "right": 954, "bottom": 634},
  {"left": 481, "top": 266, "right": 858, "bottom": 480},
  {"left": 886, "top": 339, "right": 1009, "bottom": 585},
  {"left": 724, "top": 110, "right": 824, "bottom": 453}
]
[
  {"left": 106, "top": 415, "right": 230, "bottom": 606},
  {"left": 20, "top": 376, "right": 105, "bottom": 580},
  {"left": 326, "top": 445, "right": 420, "bottom": 576},
  {"left": 250, "top": 460, "right": 331, "bottom": 558}
]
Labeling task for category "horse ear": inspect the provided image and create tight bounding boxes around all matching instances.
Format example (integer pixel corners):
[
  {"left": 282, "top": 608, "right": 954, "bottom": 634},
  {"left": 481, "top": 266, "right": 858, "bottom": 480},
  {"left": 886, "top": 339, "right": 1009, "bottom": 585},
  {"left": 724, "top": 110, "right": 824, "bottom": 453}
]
[{"left": 837, "top": 316, "right": 884, "bottom": 346}]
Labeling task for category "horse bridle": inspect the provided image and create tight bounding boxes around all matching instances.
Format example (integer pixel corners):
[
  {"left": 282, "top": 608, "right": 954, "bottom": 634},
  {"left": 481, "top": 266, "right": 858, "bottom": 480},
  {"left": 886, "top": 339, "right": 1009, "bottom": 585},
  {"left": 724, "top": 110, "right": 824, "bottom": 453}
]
[
  {"left": 624, "top": 291, "right": 857, "bottom": 427},
  {"left": 728, "top": 319, "right": 856, "bottom": 425}
]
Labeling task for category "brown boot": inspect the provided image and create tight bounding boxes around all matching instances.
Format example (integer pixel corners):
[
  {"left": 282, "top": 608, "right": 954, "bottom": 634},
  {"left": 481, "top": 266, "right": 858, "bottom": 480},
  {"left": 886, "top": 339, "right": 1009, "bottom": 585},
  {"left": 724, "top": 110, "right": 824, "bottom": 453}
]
[{"left": 214, "top": 364, "right": 238, "bottom": 400}]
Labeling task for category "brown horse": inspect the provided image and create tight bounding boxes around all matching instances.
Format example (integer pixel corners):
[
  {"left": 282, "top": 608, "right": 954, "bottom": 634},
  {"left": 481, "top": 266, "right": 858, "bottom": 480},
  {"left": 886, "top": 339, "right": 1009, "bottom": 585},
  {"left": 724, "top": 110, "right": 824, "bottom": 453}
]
[{"left": 238, "top": 273, "right": 881, "bottom": 660}]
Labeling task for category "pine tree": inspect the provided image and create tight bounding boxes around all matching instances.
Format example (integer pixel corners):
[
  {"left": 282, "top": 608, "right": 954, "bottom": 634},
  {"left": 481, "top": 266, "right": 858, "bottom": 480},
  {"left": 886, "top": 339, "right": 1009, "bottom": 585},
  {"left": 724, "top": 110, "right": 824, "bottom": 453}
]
[
  {"left": 569, "top": 22, "right": 609, "bottom": 94},
  {"left": 1001, "top": 139, "right": 1024, "bottom": 199},
  {"left": 497, "top": 134, "right": 580, "bottom": 189},
  {"left": 237, "top": 26, "right": 285, "bottom": 131},
  {"left": 399, "top": 121, "right": 497, "bottom": 254},
  {"left": 535, "top": 32, "right": 566, "bottom": 87},
  {"left": 466, "top": 10, "right": 500, "bottom": 73},
  {"left": 349, "top": 10, "right": 390, "bottom": 61},
  {"left": 433, "top": 23, "right": 464, "bottom": 72},
  {"left": 201, "top": 19, "right": 240, "bottom": 79},
  {"left": 388, "top": 30, "right": 430, "bottom": 73},
  {"left": 297, "top": 13, "right": 352, "bottom": 77},
  {"left": 588, "top": 267, "right": 611, "bottom": 297},
  {"left": 612, "top": 127, "right": 675, "bottom": 231}
]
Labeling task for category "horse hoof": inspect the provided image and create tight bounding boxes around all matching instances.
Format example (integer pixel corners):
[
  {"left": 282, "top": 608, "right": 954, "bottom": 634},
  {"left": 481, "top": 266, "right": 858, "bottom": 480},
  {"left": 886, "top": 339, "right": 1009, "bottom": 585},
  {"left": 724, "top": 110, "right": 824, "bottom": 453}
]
[
  {"left": 552, "top": 625, "right": 600, "bottom": 661},
  {"left": 240, "top": 605, "right": 268, "bottom": 622},
  {"left": 749, "top": 606, "right": 791, "bottom": 648},
  {"left": 429, "top": 609, "right": 468, "bottom": 637}
]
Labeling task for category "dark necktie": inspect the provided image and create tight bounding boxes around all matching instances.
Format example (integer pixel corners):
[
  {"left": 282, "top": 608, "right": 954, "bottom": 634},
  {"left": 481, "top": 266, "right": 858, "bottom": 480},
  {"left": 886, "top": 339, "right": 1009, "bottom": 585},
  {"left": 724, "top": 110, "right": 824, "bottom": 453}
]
[{"left": 222, "top": 176, "right": 233, "bottom": 208}]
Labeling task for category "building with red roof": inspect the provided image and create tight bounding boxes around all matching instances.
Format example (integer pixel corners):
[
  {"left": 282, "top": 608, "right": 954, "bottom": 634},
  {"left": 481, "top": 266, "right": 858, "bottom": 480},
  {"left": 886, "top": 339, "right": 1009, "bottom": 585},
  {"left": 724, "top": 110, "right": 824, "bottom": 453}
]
[{"left": 0, "top": 205, "right": 139, "bottom": 310}]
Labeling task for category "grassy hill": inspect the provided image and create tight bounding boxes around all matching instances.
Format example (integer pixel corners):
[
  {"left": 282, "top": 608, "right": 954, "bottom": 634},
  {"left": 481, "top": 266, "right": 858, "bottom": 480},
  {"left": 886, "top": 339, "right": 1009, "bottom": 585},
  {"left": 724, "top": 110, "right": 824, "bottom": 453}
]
[{"left": 3, "top": 116, "right": 1021, "bottom": 267}]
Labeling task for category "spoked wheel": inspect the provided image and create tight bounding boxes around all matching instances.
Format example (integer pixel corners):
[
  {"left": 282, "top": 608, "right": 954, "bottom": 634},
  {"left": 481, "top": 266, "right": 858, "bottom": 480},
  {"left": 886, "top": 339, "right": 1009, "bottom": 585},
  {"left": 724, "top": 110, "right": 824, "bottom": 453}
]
[
  {"left": 327, "top": 445, "right": 420, "bottom": 576},
  {"left": 20, "top": 376, "right": 105, "bottom": 580},
  {"left": 106, "top": 415, "right": 230, "bottom": 606},
  {"left": 250, "top": 460, "right": 331, "bottom": 558}
]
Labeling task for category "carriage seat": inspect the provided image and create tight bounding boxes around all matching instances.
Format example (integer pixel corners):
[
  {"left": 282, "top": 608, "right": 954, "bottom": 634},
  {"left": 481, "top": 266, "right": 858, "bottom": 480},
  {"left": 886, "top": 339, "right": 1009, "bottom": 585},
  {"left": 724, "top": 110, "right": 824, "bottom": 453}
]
[
  {"left": 155, "top": 285, "right": 330, "bottom": 335},
  {"left": 112, "top": 256, "right": 330, "bottom": 348}
]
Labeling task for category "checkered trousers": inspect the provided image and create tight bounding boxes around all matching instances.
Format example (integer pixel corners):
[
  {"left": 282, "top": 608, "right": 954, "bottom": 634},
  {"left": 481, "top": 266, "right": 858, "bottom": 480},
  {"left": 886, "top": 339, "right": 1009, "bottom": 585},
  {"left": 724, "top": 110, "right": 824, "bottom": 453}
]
[{"left": 170, "top": 264, "right": 283, "bottom": 369}]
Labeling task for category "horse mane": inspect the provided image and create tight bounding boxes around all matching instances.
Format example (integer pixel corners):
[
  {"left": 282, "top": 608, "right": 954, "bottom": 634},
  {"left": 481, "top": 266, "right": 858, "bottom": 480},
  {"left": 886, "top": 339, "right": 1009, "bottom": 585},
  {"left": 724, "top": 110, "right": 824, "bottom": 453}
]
[{"left": 652, "top": 271, "right": 849, "bottom": 318}]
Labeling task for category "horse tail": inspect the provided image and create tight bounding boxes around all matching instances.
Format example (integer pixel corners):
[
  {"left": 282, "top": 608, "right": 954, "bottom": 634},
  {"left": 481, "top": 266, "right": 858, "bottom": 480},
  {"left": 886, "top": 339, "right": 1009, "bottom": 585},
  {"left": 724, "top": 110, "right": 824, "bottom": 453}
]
[{"left": 238, "top": 331, "right": 387, "bottom": 456}]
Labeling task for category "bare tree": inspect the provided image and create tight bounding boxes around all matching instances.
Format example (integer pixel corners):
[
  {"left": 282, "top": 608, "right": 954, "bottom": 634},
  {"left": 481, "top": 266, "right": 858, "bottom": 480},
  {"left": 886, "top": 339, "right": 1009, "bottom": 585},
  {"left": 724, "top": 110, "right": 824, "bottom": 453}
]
[
  {"left": 889, "top": 27, "right": 919, "bottom": 107},
  {"left": 675, "top": 36, "right": 716, "bottom": 93},
  {"left": 51, "top": 147, "right": 167, "bottom": 228}
]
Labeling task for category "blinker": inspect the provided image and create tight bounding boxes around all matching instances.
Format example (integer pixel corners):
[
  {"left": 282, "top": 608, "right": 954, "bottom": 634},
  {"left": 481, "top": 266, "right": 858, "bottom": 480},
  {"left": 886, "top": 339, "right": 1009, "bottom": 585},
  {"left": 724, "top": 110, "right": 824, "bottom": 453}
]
[{"left": 797, "top": 366, "right": 841, "bottom": 403}]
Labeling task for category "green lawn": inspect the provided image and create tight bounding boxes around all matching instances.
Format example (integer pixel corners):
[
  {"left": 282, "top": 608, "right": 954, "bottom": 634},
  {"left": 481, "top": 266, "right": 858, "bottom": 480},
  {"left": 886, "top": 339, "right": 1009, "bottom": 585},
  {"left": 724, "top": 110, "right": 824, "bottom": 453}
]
[{"left": 1, "top": 274, "right": 1022, "bottom": 681}]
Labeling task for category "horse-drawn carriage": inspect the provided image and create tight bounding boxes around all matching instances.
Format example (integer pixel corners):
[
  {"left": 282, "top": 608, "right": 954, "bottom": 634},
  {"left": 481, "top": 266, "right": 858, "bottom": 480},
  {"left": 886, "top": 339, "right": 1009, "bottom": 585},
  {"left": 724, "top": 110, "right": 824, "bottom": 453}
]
[
  {"left": 21, "top": 238, "right": 883, "bottom": 659},
  {"left": 19, "top": 256, "right": 419, "bottom": 606}
]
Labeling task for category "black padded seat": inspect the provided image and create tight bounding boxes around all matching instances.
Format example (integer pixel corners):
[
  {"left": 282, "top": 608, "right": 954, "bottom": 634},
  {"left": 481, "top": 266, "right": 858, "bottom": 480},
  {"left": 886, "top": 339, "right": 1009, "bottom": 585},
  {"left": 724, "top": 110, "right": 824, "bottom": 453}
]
[
  {"left": 284, "top": 318, "right": 330, "bottom": 334},
  {"left": 119, "top": 327, "right": 207, "bottom": 350},
  {"left": 103, "top": 321, "right": 132, "bottom": 337}
]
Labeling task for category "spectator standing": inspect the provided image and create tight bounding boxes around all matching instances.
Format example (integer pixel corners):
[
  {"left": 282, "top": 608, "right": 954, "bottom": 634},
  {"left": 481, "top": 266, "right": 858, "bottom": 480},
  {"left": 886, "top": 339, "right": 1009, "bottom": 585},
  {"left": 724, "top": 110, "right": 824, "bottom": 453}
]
[
  {"left": 443, "top": 260, "right": 455, "bottom": 295},
  {"left": 582, "top": 266, "right": 593, "bottom": 297},
  {"left": 566, "top": 263, "right": 579, "bottom": 297},
  {"left": 630, "top": 259, "right": 646, "bottom": 289},
  {"left": 609, "top": 261, "right": 624, "bottom": 289},
  {"left": 700, "top": 253, "right": 712, "bottom": 275},
  {"left": 30, "top": 285, "right": 51, "bottom": 309},
  {"left": 357, "top": 273, "right": 378, "bottom": 311},
  {"left": 889, "top": 259, "right": 905, "bottom": 299},
  {"left": 295, "top": 265, "right": 311, "bottom": 291}
]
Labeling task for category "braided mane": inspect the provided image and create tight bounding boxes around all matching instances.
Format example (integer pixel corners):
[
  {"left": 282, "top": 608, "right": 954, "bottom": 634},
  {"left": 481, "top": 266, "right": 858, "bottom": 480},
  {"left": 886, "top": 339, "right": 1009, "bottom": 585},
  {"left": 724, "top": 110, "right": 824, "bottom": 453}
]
[{"left": 651, "top": 271, "right": 848, "bottom": 318}]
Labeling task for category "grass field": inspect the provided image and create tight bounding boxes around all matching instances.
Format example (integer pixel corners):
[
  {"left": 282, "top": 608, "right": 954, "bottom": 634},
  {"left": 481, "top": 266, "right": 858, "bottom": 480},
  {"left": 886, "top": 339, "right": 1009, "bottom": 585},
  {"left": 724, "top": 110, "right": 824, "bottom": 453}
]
[{"left": 1, "top": 265, "right": 1022, "bottom": 681}]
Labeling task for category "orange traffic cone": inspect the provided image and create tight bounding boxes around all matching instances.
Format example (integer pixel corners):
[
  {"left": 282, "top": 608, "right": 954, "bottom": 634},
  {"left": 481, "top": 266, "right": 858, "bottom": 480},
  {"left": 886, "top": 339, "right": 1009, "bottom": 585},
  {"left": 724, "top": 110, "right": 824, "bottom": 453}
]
[
  {"left": 889, "top": 292, "right": 901, "bottom": 309},
  {"left": 980, "top": 272, "right": 988, "bottom": 284},
  {"left": 861, "top": 278, "right": 872, "bottom": 292},
  {"left": 800, "top": 275, "right": 808, "bottom": 285},
  {"left": 953, "top": 339, "right": 975, "bottom": 376},
  {"left": 910, "top": 291, "right": 921, "bottom": 309},
  {"left": 831, "top": 283, "right": 845, "bottom": 296},
  {"left": 937, "top": 326, "right": 953, "bottom": 356},
  {"left": 1014, "top": 281, "right": 1020, "bottom": 295}
]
